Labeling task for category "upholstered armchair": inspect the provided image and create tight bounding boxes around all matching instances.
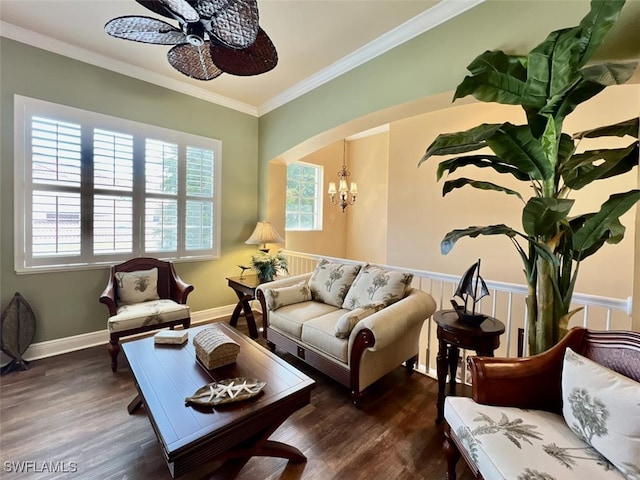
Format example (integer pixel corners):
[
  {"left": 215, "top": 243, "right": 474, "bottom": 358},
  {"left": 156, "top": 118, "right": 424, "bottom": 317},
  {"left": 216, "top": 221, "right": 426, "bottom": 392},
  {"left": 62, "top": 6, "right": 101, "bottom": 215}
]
[
  {"left": 443, "top": 328, "right": 640, "bottom": 480},
  {"left": 100, "top": 257, "right": 194, "bottom": 371}
]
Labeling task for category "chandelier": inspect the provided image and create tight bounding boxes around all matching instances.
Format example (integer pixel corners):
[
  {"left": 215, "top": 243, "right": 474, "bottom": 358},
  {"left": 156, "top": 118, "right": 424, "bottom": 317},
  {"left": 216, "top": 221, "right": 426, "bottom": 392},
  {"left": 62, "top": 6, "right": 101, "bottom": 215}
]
[{"left": 327, "top": 141, "right": 358, "bottom": 212}]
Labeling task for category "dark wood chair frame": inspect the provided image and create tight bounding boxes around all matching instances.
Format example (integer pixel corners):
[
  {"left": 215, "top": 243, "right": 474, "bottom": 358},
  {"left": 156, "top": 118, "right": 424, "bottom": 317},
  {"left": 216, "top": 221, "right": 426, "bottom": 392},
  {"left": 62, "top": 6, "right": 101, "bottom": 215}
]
[
  {"left": 443, "top": 327, "right": 640, "bottom": 480},
  {"left": 100, "top": 257, "right": 194, "bottom": 372}
]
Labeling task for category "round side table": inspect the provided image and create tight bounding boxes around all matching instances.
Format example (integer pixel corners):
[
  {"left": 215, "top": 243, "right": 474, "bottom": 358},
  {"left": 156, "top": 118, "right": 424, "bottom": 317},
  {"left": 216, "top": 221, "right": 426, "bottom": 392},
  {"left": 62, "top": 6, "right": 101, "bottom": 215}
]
[{"left": 433, "top": 309, "right": 505, "bottom": 423}]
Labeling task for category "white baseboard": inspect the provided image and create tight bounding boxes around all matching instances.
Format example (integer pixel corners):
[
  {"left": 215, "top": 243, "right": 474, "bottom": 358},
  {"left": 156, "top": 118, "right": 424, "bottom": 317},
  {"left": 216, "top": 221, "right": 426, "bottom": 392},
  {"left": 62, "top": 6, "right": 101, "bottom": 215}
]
[{"left": 22, "top": 304, "right": 236, "bottom": 362}]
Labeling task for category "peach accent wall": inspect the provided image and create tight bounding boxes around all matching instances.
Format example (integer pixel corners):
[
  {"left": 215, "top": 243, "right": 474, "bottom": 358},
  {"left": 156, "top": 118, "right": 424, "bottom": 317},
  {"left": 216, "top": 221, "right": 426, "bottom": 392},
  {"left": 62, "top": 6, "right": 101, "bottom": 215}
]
[{"left": 345, "top": 133, "right": 389, "bottom": 264}]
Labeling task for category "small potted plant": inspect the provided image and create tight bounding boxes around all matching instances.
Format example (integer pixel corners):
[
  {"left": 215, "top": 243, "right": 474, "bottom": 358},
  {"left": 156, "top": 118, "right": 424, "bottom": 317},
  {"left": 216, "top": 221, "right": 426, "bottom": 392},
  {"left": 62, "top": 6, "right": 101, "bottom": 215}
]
[{"left": 250, "top": 250, "right": 289, "bottom": 283}]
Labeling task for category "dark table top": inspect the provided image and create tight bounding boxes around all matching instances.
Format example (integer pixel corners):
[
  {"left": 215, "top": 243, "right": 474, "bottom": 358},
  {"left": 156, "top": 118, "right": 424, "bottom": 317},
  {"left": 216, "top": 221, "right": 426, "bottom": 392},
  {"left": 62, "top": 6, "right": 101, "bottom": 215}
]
[
  {"left": 122, "top": 323, "right": 315, "bottom": 464},
  {"left": 433, "top": 309, "right": 505, "bottom": 336}
]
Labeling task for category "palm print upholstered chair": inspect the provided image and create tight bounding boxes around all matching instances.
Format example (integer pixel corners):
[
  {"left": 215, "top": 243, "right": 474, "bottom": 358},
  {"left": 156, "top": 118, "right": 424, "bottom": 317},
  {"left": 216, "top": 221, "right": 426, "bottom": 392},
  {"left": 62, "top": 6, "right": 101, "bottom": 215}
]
[{"left": 100, "top": 257, "right": 193, "bottom": 371}]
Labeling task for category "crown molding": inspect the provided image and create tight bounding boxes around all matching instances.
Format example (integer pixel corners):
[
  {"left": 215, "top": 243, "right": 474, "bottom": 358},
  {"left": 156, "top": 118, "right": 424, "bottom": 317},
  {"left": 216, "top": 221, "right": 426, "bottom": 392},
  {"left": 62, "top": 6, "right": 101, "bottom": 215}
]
[
  {"left": 1, "top": 0, "right": 483, "bottom": 118},
  {"left": 256, "top": 0, "right": 485, "bottom": 116},
  {"left": 0, "top": 21, "right": 258, "bottom": 116}
]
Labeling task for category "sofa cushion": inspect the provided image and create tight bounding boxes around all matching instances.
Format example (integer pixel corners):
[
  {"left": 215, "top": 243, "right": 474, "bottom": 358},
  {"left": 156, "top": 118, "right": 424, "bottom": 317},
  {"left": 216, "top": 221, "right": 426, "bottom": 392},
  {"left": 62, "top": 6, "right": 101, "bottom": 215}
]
[
  {"left": 342, "top": 265, "right": 413, "bottom": 309},
  {"left": 334, "top": 301, "right": 385, "bottom": 339},
  {"left": 115, "top": 267, "right": 160, "bottom": 305},
  {"left": 264, "top": 281, "right": 311, "bottom": 311},
  {"left": 268, "top": 301, "right": 339, "bottom": 339},
  {"left": 108, "top": 299, "right": 189, "bottom": 332},
  {"left": 445, "top": 397, "right": 623, "bottom": 480},
  {"left": 562, "top": 347, "right": 640, "bottom": 478},
  {"left": 301, "top": 310, "right": 349, "bottom": 363},
  {"left": 308, "top": 259, "right": 361, "bottom": 308}
]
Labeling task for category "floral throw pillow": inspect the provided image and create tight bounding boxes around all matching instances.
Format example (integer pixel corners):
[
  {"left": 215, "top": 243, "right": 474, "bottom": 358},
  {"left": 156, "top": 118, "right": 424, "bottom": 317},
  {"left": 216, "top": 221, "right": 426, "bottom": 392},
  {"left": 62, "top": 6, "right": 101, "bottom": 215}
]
[
  {"left": 562, "top": 347, "right": 640, "bottom": 479},
  {"left": 308, "top": 259, "right": 361, "bottom": 308},
  {"left": 264, "top": 281, "right": 311, "bottom": 311},
  {"left": 115, "top": 268, "right": 160, "bottom": 305},
  {"left": 341, "top": 265, "right": 413, "bottom": 309},
  {"left": 334, "top": 301, "right": 385, "bottom": 339}
]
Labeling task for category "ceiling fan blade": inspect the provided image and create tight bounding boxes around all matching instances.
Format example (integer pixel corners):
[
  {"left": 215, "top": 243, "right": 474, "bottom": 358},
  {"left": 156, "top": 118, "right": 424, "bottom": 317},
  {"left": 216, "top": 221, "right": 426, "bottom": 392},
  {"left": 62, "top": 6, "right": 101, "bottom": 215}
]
[
  {"left": 197, "top": 0, "right": 259, "bottom": 49},
  {"left": 105, "top": 16, "right": 187, "bottom": 45},
  {"left": 167, "top": 42, "right": 223, "bottom": 80},
  {"left": 209, "top": 28, "right": 277, "bottom": 76},
  {"left": 136, "top": 0, "right": 199, "bottom": 23}
]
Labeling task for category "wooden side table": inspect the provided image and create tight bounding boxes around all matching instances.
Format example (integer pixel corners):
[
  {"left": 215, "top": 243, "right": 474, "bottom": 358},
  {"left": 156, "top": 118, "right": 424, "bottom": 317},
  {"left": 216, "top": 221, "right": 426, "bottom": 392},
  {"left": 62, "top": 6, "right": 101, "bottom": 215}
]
[
  {"left": 433, "top": 309, "right": 505, "bottom": 423},
  {"left": 226, "top": 275, "right": 262, "bottom": 339}
]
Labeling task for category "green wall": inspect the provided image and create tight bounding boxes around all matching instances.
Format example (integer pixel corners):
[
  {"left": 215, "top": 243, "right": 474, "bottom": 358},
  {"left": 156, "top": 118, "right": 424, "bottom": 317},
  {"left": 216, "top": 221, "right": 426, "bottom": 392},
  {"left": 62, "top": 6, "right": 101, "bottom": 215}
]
[{"left": 0, "top": 38, "right": 260, "bottom": 343}]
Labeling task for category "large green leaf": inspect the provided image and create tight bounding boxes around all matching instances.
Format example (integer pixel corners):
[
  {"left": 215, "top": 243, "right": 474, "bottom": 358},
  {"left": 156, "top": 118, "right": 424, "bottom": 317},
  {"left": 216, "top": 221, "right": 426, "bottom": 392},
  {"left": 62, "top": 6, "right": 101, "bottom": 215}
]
[
  {"left": 557, "top": 133, "right": 577, "bottom": 166},
  {"left": 571, "top": 190, "right": 640, "bottom": 256},
  {"left": 442, "top": 178, "right": 524, "bottom": 201},
  {"left": 453, "top": 51, "right": 529, "bottom": 105},
  {"left": 436, "top": 155, "right": 531, "bottom": 181},
  {"left": 526, "top": 28, "right": 581, "bottom": 106},
  {"left": 562, "top": 144, "right": 639, "bottom": 189},
  {"left": 571, "top": 215, "right": 625, "bottom": 260},
  {"left": 574, "top": 117, "right": 639, "bottom": 139},
  {"left": 522, "top": 198, "right": 575, "bottom": 237},
  {"left": 441, "top": 224, "right": 559, "bottom": 266},
  {"left": 581, "top": 62, "right": 638, "bottom": 86},
  {"left": 440, "top": 224, "right": 519, "bottom": 255},
  {"left": 575, "top": 0, "right": 626, "bottom": 68},
  {"left": 485, "top": 124, "right": 554, "bottom": 180},
  {"left": 419, "top": 124, "right": 502, "bottom": 164}
]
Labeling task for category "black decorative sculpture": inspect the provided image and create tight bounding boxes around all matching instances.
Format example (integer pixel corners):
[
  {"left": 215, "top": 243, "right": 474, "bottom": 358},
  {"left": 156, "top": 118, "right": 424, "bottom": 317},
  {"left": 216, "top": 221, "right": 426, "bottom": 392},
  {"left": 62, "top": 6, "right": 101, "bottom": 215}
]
[
  {"left": 451, "top": 259, "right": 489, "bottom": 326},
  {"left": 1, "top": 292, "right": 36, "bottom": 375}
]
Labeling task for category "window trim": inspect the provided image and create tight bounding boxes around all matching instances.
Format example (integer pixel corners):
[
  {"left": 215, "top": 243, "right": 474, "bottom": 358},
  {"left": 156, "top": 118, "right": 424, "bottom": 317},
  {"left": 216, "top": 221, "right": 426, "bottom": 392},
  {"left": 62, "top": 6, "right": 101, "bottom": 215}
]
[
  {"left": 285, "top": 160, "right": 323, "bottom": 232},
  {"left": 14, "top": 95, "right": 222, "bottom": 274}
]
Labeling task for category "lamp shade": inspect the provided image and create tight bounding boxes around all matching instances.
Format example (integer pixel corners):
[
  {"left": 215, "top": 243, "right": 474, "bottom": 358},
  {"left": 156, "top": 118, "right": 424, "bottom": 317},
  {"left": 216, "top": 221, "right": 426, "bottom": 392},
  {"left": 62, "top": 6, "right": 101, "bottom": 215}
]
[{"left": 245, "top": 221, "right": 284, "bottom": 251}]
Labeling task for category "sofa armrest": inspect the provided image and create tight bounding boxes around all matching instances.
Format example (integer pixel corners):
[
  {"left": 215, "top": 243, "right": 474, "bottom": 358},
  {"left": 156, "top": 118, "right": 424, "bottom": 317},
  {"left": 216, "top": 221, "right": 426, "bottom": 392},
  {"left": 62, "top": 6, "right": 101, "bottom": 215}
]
[
  {"left": 350, "top": 288, "right": 437, "bottom": 351},
  {"left": 469, "top": 327, "right": 587, "bottom": 413},
  {"left": 256, "top": 272, "right": 312, "bottom": 297}
]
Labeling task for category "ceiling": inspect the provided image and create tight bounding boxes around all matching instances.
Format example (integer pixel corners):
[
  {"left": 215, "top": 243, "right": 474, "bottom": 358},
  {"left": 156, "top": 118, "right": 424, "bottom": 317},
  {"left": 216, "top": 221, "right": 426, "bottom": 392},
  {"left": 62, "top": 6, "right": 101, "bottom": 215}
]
[{"left": 0, "top": 0, "right": 486, "bottom": 116}]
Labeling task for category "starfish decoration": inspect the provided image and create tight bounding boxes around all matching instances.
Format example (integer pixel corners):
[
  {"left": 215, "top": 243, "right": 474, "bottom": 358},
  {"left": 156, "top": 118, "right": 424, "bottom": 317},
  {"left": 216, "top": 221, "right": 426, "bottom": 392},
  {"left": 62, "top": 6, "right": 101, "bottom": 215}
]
[{"left": 185, "top": 377, "right": 266, "bottom": 407}]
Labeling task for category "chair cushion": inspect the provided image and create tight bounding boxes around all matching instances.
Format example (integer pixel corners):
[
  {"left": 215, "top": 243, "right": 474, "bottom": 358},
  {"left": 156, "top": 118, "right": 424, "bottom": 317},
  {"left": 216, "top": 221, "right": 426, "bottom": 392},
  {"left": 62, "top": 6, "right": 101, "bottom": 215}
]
[
  {"left": 264, "top": 281, "right": 311, "bottom": 311},
  {"left": 267, "top": 301, "right": 339, "bottom": 339},
  {"left": 334, "top": 301, "right": 385, "bottom": 339},
  {"left": 445, "top": 397, "right": 624, "bottom": 480},
  {"left": 562, "top": 347, "right": 640, "bottom": 478},
  {"left": 108, "top": 299, "right": 189, "bottom": 332},
  {"left": 115, "top": 268, "right": 160, "bottom": 305},
  {"left": 301, "top": 310, "right": 349, "bottom": 363},
  {"left": 308, "top": 259, "right": 361, "bottom": 308},
  {"left": 342, "top": 265, "right": 413, "bottom": 309}
]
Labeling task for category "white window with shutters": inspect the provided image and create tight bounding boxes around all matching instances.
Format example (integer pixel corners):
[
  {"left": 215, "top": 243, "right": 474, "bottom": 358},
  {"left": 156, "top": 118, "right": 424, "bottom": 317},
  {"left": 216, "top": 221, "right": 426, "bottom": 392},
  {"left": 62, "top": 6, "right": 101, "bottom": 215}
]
[{"left": 14, "top": 95, "right": 221, "bottom": 273}]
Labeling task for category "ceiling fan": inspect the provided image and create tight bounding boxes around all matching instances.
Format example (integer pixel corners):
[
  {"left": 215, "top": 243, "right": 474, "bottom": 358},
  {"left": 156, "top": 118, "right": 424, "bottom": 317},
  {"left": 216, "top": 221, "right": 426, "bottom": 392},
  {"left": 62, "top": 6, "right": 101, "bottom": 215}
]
[{"left": 105, "top": 0, "right": 277, "bottom": 81}]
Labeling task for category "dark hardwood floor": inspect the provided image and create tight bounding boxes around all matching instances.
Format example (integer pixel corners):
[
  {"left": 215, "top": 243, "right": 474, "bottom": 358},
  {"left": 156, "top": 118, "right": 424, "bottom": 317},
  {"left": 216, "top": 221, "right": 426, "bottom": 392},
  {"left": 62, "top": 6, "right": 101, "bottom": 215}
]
[{"left": 0, "top": 317, "right": 474, "bottom": 480}]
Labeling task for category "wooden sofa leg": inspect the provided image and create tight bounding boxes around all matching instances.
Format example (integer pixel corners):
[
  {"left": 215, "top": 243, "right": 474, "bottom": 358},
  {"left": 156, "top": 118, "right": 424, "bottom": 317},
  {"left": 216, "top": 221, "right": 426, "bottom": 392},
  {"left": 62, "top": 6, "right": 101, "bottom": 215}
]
[
  {"left": 351, "top": 389, "right": 366, "bottom": 408},
  {"left": 443, "top": 422, "right": 461, "bottom": 480},
  {"left": 109, "top": 338, "right": 120, "bottom": 372},
  {"left": 405, "top": 355, "right": 417, "bottom": 374}
]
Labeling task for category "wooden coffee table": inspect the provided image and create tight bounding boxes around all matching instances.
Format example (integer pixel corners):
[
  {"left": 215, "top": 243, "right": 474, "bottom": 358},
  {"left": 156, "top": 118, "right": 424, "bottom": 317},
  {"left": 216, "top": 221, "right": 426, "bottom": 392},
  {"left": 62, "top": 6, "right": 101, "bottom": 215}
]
[{"left": 122, "top": 323, "right": 316, "bottom": 478}]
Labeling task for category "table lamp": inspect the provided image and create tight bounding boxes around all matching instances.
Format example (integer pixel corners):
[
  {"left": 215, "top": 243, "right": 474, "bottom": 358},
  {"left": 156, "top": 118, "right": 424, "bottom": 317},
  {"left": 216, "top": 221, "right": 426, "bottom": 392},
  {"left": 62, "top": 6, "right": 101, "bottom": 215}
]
[{"left": 245, "top": 221, "right": 284, "bottom": 253}]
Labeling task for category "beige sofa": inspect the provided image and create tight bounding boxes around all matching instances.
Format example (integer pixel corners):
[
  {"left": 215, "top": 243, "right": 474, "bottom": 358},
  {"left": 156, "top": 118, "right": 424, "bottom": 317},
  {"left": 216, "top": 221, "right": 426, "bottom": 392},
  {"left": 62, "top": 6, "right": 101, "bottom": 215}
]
[{"left": 256, "top": 259, "right": 437, "bottom": 405}]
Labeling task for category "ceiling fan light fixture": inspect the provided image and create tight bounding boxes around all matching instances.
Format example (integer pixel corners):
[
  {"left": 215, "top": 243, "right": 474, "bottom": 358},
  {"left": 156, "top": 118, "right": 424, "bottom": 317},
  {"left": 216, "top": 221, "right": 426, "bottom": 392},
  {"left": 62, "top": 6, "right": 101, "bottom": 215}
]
[{"left": 107, "top": 0, "right": 277, "bottom": 80}]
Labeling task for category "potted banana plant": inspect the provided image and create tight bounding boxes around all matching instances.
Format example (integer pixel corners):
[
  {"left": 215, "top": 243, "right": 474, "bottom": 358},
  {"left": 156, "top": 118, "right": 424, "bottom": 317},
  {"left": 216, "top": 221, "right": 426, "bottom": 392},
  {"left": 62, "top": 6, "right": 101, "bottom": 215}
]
[{"left": 420, "top": 0, "right": 640, "bottom": 355}]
